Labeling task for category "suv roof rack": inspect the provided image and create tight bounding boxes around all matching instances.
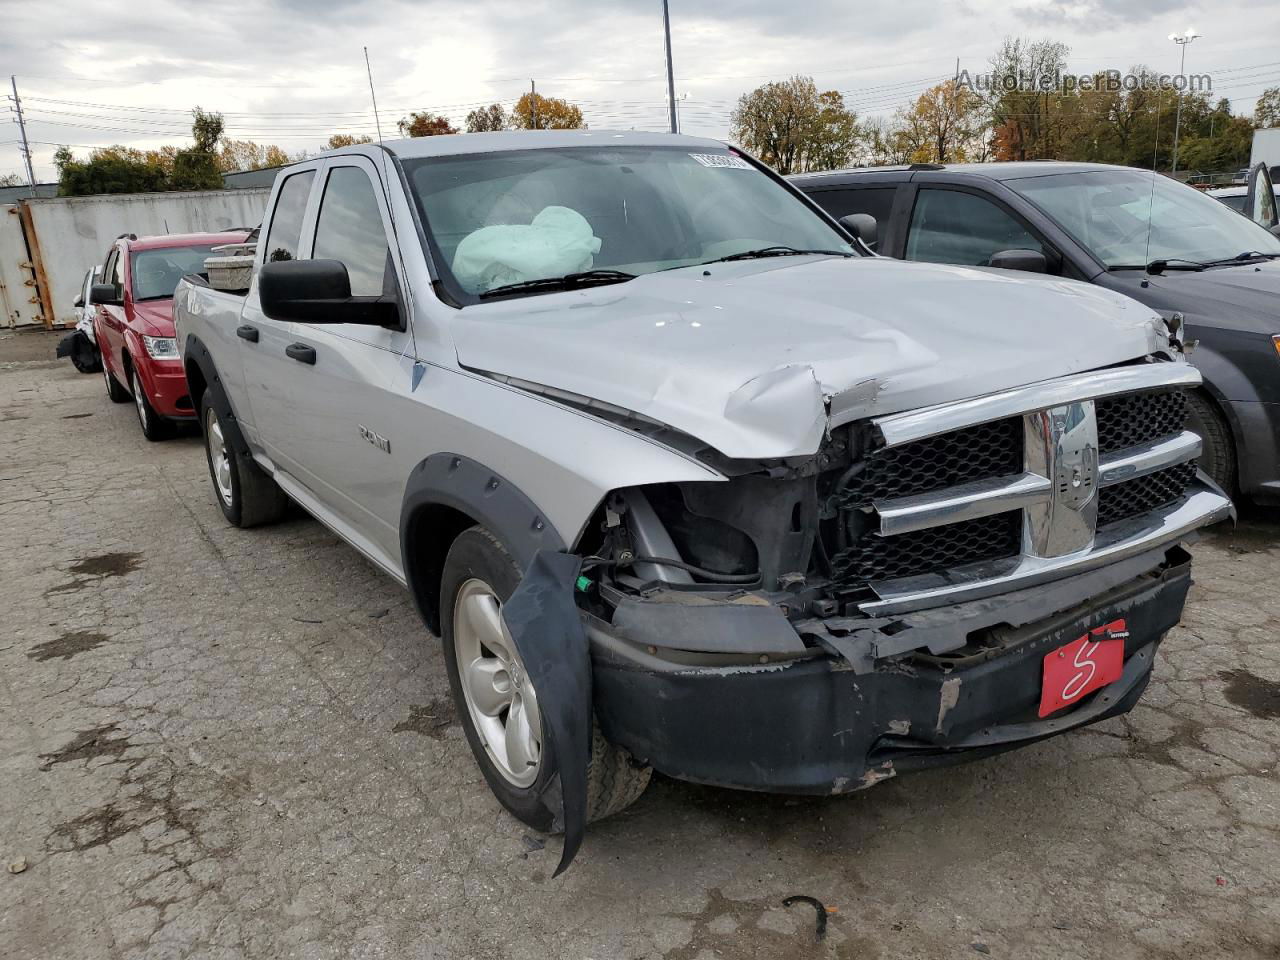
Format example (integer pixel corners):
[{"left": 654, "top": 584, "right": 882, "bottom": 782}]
[{"left": 908, "top": 163, "right": 946, "bottom": 171}]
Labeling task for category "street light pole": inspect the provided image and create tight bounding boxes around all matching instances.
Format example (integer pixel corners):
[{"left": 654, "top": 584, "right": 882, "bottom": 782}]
[
  {"left": 663, "top": 0, "right": 678, "bottom": 134},
  {"left": 9, "top": 76, "right": 37, "bottom": 196},
  {"left": 1169, "top": 27, "right": 1198, "bottom": 175}
]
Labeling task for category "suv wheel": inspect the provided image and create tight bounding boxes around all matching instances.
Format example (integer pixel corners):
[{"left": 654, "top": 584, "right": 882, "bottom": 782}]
[
  {"left": 1185, "top": 391, "right": 1236, "bottom": 495},
  {"left": 131, "top": 367, "right": 171, "bottom": 441},
  {"left": 103, "top": 359, "right": 130, "bottom": 403},
  {"left": 441, "top": 526, "right": 651, "bottom": 831},
  {"left": 200, "top": 394, "right": 287, "bottom": 527}
]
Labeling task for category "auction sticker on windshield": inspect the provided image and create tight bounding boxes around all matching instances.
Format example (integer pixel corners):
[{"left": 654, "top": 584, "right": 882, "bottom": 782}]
[
  {"left": 1039, "top": 619, "right": 1128, "bottom": 717},
  {"left": 689, "top": 153, "right": 752, "bottom": 169}
]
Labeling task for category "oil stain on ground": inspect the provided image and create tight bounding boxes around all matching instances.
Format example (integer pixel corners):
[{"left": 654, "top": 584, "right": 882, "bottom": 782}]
[
  {"left": 46, "top": 551, "right": 143, "bottom": 594},
  {"left": 28, "top": 630, "right": 109, "bottom": 662},
  {"left": 39, "top": 723, "right": 131, "bottom": 770},
  {"left": 393, "top": 698, "right": 457, "bottom": 740},
  {"left": 1219, "top": 669, "right": 1280, "bottom": 720}
]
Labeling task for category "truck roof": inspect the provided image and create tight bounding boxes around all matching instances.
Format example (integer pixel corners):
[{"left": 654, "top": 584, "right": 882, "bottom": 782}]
[
  {"left": 326, "top": 130, "right": 729, "bottom": 163},
  {"left": 792, "top": 160, "right": 1160, "bottom": 184}
]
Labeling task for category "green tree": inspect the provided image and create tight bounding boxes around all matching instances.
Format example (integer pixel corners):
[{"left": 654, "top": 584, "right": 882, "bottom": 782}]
[
  {"left": 985, "top": 37, "right": 1070, "bottom": 160},
  {"left": 398, "top": 112, "right": 459, "bottom": 137},
  {"left": 466, "top": 103, "right": 510, "bottom": 133},
  {"left": 1256, "top": 87, "right": 1280, "bottom": 128},
  {"left": 731, "top": 75, "right": 862, "bottom": 174},
  {"left": 55, "top": 145, "right": 170, "bottom": 196},
  {"left": 0, "top": 173, "right": 24, "bottom": 187},
  {"left": 512, "top": 93, "right": 585, "bottom": 130},
  {"left": 171, "top": 107, "right": 225, "bottom": 190}
]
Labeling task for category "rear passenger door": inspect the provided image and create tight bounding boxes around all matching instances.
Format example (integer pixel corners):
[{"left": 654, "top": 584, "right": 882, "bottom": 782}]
[
  {"left": 803, "top": 185, "right": 903, "bottom": 252},
  {"left": 251, "top": 156, "right": 415, "bottom": 566},
  {"left": 902, "top": 186, "right": 1055, "bottom": 270}
]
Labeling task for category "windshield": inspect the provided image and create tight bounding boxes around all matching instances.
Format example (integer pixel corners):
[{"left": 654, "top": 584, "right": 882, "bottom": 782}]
[
  {"left": 402, "top": 146, "right": 852, "bottom": 301},
  {"left": 1009, "top": 170, "right": 1280, "bottom": 268},
  {"left": 130, "top": 245, "right": 222, "bottom": 300}
]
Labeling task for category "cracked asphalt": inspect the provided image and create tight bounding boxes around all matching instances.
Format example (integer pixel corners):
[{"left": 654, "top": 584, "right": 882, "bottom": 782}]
[{"left": 3, "top": 328, "right": 1280, "bottom": 960}]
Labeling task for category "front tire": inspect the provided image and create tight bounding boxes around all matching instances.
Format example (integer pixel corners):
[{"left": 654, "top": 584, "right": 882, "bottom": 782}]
[
  {"left": 103, "top": 358, "right": 130, "bottom": 403},
  {"left": 1185, "top": 391, "right": 1236, "bottom": 494},
  {"left": 200, "top": 394, "right": 287, "bottom": 527},
  {"left": 441, "top": 526, "right": 650, "bottom": 832},
  {"left": 131, "top": 367, "right": 171, "bottom": 442}
]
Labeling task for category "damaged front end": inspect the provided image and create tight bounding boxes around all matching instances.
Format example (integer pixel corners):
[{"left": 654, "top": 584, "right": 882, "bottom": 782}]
[{"left": 558, "top": 361, "right": 1230, "bottom": 796}]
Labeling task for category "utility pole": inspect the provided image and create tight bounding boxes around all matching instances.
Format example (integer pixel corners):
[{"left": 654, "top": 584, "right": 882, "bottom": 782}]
[
  {"left": 1168, "top": 27, "right": 1199, "bottom": 175},
  {"left": 530, "top": 80, "right": 538, "bottom": 130},
  {"left": 9, "top": 76, "right": 37, "bottom": 196},
  {"left": 663, "top": 0, "right": 678, "bottom": 133}
]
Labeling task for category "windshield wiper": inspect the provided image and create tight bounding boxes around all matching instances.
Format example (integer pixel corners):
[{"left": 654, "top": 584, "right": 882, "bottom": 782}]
[
  {"left": 1143, "top": 258, "right": 1208, "bottom": 275},
  {"left": 702, "top": 246, "right": 854, "bottom": 265},
  {"left": 1200, "top": 250, "right": 1280, "bottom": 266},
  {"left": 478, "top": 269, "right": 636, "bottom": 300}
]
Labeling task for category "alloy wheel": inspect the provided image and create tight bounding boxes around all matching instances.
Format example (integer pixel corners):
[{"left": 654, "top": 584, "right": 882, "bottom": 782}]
[
  {"left": 205, "top": 407, "right": 234, "bottom": 508},
  {"left": 452, "top": 578, "right": 543, "bottom": 787}
]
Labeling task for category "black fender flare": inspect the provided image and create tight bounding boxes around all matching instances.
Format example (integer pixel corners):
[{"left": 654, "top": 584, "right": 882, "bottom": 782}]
[
  {"left": 399, "top": 453, "right": 568, "bottom": 632},
  {"left": 182, "top": 334, "right": 252, "bottom": 458}
]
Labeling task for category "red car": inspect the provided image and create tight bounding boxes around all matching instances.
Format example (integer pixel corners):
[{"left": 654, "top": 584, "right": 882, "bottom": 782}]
[{"left": 93, "top": 231, "right": 250, "bottom": 440}]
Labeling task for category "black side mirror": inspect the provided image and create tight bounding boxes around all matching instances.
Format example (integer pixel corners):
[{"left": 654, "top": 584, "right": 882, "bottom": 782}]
[
  {"left": 90, "top": 283, "right": 120, "bottom": 306},
  {"left": 258, "top": 259, "right": 400, "bottom": 327},
  {"left": 987, "top": 249, "right": 1047, "bottom": 273},
  {"left": 838, "top": 213, "right": 877, "bottom": 249},
  {"left": 73, "top": 295, "right": 84, "bottom": 308}
]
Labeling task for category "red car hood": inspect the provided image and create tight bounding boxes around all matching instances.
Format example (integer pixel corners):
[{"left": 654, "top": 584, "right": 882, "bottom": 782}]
[{"left": 129, "top": 298, "right": 175, "bottom": 337}]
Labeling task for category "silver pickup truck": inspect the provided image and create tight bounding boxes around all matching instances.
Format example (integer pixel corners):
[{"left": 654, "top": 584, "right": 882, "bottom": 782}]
[{"left": 175, "top": 131, "right": 1231, "bottom": 872}]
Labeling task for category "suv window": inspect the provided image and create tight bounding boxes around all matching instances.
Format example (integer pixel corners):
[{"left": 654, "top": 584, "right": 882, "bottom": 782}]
[
  {"left": 312, "top": 166, "right": 391, "bottom": 297},
  {"left": 107, "top": 248, "right": 124, "bottom": 296},
  {"left": 906, "top": 188, "right": 1045, "bottom": 266},
  {"left": 263, "top": 170, "right": 315, "bottom": 264},
  {"left": 811, "top": 186, "right": 897, "bottom": 226}
]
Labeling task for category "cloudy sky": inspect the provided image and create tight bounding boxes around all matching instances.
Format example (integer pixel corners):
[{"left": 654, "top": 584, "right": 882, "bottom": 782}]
[{"left": 3, "top": 0, "right": 1279, "bottom": 182}]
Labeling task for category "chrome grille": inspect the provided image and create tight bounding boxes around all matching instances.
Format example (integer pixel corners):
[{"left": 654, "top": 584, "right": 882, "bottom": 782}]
[{"left": 831, "top": 363, "right": 1230, "bottom": 615}]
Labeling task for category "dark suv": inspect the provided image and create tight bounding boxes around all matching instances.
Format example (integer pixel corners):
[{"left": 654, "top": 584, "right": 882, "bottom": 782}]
[{"left": 794, "top": 161, "right": 1280, "bottom": 503}]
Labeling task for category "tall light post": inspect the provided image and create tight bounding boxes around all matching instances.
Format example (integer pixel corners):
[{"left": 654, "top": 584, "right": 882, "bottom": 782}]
[
  {"left": 1168, "top": 27, "right": 1198, "bottom": 175},
  {"left": 663, "top": 0, "right": 678, "bottom": 133}
]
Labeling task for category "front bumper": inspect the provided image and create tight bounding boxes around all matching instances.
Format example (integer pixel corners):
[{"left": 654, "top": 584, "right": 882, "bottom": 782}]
[
  {"left": 589, "top": 549, "right": 1191, "bottom": 794},
  {"left": 136, "top": 358, "right": 195, "bottom": 420}
]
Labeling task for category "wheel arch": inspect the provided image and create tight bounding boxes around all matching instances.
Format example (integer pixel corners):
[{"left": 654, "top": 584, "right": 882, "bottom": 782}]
[
  {"left": 181, "top": 334, "right": 252, "bottom": 457},
  {"left": 400, "top": 453, "right": 568, "bottom": 635}
]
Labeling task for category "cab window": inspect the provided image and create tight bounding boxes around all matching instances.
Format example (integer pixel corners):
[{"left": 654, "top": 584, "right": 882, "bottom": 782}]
[
  {"left": 811, "top": 186, "right": 897, "bottom": 226},
  {"left": 312, "top": 166, "right": 392, "bottom": 297},
  {"left": 906, "top": 188, "right": 1047, "bottom": 267},
  {"left": 263, "top": 170, "right": 315, "bottom": 264}
]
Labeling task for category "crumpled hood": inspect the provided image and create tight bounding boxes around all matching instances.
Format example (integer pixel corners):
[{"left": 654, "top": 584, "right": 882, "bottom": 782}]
[
  {"left": 453, "top": 256, "right": 1166, "bottom": 460},
  {"left": 129, "top": 298, "right": 175, "bottom": 337}
]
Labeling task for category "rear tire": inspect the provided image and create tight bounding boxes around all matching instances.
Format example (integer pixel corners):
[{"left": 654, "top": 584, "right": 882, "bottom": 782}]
[
  {"left": 132, "top": 367, "right": 171, "bottom": 442},
  {"left": 1185, "top": 391, "right": 1236, "bottom": 494},
  {"left": 440, "top": 526, "right": 650, "bottom": 832},
  {"left": 200, "top": 393, "right": 287, "bottom": 527}
]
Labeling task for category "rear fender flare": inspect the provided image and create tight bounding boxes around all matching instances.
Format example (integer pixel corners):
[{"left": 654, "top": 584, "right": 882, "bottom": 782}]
[{"left": 182, "top": 334, "right": 251, "bottom": 457}]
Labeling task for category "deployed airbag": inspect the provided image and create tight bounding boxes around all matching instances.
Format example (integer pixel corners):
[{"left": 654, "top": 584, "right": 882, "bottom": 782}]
[{"left": 452, "top": 206, "right": 602, "bottom": 294}]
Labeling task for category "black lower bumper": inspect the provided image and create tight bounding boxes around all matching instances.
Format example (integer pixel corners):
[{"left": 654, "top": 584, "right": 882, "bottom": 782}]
[{"left": 590, "top": 556, "right": 1191, "bottom": 794}]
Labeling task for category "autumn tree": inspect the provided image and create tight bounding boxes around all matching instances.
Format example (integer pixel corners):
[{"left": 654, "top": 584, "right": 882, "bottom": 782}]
[
  {"left": 466, "top": 103, "right": 510, "bottom": 132},
  {"left": 984, "top": 38, "right": 1070, "bottom": 160},
  {"left": 55, "top": 145, "right": 170, "bottom": 196},
  {"left": 218, "top": 139, "right": 291, "bottom": 172},
  {"left": 1256, "top": 87, "right": 1280, "bottom": 128},
  {"left": 893, "top": 80, "right": 985, "bottom": 163},
  {"left": 512, "top": 93, "right": 585, "bottom": 130},
  {"left": 171, "top": 107, "right": 225, "bottom": 190},
  {"left": 326, "top": 133, "right": 374, "bottom": 149},
  {"left": 398, "top": 112, "right": 459, "bottom": 137},
  {"left": 731, "top": 76, "right": 862, "bottom": 174}
]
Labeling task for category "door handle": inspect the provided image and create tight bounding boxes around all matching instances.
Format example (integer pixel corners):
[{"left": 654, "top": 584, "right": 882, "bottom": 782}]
[
  {"left": 236, "top": 325, "right": 259, "bottom": 342},
  {"left": 285, "top": 342, "right": 317, "bottom": 365}
]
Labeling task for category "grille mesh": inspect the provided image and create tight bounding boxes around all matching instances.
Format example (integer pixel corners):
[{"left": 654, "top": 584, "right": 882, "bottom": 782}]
[
  {"left": 830, "top": 511, "right": 1022, "bottom": 583},
  {"left": 836, "top": 418, "right": 1023, "bottom": 509},
  {"left": 1097, "top": 461, "right": 1197, "bottom": 527},
  {"left": 1096, "top": 389, "right": 1187, "bottom": 455}
]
